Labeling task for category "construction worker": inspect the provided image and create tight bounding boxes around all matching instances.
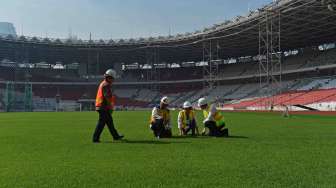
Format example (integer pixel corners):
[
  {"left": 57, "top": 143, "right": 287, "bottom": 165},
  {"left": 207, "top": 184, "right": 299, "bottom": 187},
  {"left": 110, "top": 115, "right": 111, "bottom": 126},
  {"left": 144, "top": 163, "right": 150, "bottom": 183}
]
[
  {"left": 150, "top": 96, "right": 172, "bottom": 139},
  {"left": 92, "top": 69, "right": 124, "bottom": 143},
  {"left": 198, "top": 98, "right": 229, "bottom": 137},
  {"left": 177, "top": 101, "right": 199, "bottom": 136},
  {"left": 282, "top": 104, "right": 290, "bottom": 118}
]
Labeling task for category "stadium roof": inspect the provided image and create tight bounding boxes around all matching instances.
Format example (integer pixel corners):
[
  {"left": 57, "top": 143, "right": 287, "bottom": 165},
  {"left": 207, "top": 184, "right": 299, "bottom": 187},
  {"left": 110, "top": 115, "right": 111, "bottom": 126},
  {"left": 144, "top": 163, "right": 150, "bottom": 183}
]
[{"left": 0, "top": 0, "right": 336, "bottom": 64}]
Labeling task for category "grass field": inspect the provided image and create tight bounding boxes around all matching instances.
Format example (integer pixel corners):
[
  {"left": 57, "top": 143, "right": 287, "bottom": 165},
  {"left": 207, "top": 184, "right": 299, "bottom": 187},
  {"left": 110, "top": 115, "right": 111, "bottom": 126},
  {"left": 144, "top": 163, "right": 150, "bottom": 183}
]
[{"left": 0, "top": 111, "right": 336, "bottom": 188}]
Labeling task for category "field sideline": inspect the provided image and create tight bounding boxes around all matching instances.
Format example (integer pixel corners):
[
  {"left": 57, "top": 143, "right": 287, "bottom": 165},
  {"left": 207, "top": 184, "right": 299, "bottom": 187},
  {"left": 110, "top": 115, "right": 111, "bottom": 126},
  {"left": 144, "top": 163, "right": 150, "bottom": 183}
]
[{"left": 0, "top": 111, "right": 335, "bottom": 188}]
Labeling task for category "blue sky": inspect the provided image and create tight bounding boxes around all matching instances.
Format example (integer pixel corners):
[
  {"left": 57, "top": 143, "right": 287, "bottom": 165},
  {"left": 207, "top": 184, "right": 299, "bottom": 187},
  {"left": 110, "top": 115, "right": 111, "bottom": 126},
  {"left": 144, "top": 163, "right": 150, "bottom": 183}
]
[{"left": 0, "top": 0, "right": 271, "bottom": 40}]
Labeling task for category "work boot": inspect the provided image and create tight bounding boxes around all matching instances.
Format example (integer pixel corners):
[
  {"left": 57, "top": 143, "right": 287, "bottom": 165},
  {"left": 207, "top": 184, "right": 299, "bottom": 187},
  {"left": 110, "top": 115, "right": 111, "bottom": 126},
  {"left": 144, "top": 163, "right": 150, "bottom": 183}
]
[{"left": 114, "top": 135, "right": 124, "bottom": 140}]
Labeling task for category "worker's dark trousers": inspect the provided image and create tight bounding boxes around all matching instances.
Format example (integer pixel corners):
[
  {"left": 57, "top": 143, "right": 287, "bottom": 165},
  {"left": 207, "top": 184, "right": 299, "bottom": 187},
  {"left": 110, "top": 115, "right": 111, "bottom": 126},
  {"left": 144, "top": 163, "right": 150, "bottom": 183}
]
[
  {"left": 151, "top": 119, "right": 172, "bottom": 138},
  {"left": 204, "top": 121, "right": 227, "bottom": 137},
  {"left": 184, "top": 119, "right": 197, "bottom": 136},
  {"left": 93, "top": 110, "right": 120, "bottom": 141}
]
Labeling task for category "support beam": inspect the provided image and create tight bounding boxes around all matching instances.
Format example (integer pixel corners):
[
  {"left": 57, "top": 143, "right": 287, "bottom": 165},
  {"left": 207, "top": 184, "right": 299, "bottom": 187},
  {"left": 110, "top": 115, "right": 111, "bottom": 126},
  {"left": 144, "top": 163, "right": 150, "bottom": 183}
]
[
  {"left": 258, "top": 8, "right": 282, "bottom": 110},
  {"left": 202, "top": 39, "right": 219, "bottom": 89}
]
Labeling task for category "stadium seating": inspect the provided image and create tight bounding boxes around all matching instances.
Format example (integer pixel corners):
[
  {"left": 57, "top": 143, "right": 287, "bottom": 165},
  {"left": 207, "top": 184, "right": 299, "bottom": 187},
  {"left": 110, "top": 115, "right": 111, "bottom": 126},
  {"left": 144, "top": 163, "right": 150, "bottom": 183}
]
[
  {"left": 319, "top": 78, "right": 336, "bottom": 89},
  {"left": 304, "top": 49, "right": 336, "bottom": 67},
  {"left": 134, "top": 89, "right": 159, "bottom": 103},
  {"left": 114, "top": 89, "right": 138, "bottom": 98},
  {"left": 2, "top": 47, "right": 336, "bottom": 111},
  {"left": 1, "top": 48, "right": 336, "bottom": 84},
  {"left": 225, "top": 88, "right": 336, "bottom": 110},
  {"left": 297, "top": 79, "right": 331, "bottom": 91}
]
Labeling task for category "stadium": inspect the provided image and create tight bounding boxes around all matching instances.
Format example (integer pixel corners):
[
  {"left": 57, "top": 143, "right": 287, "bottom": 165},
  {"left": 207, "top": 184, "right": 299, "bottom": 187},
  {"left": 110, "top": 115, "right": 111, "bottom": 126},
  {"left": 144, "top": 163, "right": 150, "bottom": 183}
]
[{"left": 1, "top": 0, "right": 336, "bottom": 187}]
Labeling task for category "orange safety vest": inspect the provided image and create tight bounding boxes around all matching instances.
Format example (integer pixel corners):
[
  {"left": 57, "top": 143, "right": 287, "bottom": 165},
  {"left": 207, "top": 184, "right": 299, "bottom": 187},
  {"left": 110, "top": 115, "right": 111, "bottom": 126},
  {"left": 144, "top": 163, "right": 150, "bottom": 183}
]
[{"left": 95, "top": 80, "right": 115, "bottom": 110}]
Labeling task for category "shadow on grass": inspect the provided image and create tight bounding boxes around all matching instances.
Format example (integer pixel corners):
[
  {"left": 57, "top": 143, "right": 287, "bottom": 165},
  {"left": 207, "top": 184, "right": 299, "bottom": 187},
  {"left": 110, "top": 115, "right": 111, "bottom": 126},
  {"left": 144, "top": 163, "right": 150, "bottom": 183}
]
[
  {"left": 226, "top": 135, "right": 249, "bottom": 139},
  {"left": 171, "top": 136, "right": 208, "bottom": 139},
  {"left": 171, "top": 135, "right": 248, "bottom": 139},
  {"left": 102, "top": 139, "right": 189, "bottom": 144},
  {"left": 99, "top": 136, "right": 247, "bottom": 144}
]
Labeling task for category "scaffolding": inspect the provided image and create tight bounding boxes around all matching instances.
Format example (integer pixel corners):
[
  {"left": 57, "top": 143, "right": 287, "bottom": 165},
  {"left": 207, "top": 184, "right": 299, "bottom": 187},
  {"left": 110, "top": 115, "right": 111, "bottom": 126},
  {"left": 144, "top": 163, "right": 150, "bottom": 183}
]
[
  {"left": 146, "top": 47, "right": 160, "bottom": 93},
  {"left": 202, "top": 39, "right": 219, "bottom": 90},
  {"left": 4, "top": 82, "right": 33, "bottom": 112},
  {"left": 24, "top": 82, "right": 33, "bottom": 112},
  {"left": 258, "top": 7, "right": 282, "bottom": 110},
  {"left": 4, "top": 82, "right": 15, "bottom": 112}
]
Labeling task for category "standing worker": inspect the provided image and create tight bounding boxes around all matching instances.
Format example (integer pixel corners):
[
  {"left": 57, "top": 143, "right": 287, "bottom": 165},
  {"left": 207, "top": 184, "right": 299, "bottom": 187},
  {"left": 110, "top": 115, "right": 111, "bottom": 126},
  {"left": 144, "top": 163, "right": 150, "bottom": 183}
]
[
  {"left": 282, "top": 104, "right": 290, "bottom": 118},
  {"left": 198, "top": 98, "right": 229, "bottom": 137},
  {"left": 150, "top": 96, "right": 172, "bottom": 139},
  {"left": 93, "top": 69, "right": 124, "bottom": 143},
  {"left": 177, "top": 101, "right": 199, "bottom": 136}
]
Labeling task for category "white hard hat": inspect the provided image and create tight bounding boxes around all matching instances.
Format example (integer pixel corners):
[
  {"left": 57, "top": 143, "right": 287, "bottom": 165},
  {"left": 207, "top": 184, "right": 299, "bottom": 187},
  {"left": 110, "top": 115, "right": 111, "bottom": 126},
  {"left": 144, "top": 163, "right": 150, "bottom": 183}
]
[
  {"left": 198, "top": 98, "right": 207, "bottom": 107},
  {"left": 105, "top": 69, "right": 117, "bottom": 78},
  {"left": 160, "top": 96, "right": 169, "bottom": 105},
  {"left": 183, "top": 101, "right": 192, "bottom": 109}
]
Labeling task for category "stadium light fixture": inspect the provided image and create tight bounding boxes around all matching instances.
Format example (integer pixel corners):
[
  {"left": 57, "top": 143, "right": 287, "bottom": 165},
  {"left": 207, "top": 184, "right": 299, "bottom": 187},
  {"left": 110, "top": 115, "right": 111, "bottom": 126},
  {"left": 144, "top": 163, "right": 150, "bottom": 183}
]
[{"left": 321, "top": 0, "right": 335, "bottom": 11}]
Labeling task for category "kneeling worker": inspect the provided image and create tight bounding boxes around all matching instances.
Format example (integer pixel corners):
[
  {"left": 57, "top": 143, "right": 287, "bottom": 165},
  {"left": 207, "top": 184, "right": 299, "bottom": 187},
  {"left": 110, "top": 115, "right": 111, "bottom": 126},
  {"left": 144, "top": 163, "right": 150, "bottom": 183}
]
[
  {"left": 178, "top": 101, "right": 199, "bottom": 136},
  {"left": 198, "top": 98, "right": 229, "bottom": 137},
  {"left": 150, "top": 96, "right": 172, "bottom": 139}
]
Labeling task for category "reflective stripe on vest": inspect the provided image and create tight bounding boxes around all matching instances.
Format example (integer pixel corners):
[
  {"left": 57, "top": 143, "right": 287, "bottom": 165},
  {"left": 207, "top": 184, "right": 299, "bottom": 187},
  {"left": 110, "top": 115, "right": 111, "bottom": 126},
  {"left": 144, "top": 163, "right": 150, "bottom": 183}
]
[
  {"left": 95, "top": 80, "right": 115, "bottom": 109},
  {"left": 180, "top": 110, "right": 195, "bottom": 128},
  {"left": 203, "top": 106, "right": 225, "bottom": 126},
  {"left": 150, "top": 107, "right": 170, "bottom": 123}
]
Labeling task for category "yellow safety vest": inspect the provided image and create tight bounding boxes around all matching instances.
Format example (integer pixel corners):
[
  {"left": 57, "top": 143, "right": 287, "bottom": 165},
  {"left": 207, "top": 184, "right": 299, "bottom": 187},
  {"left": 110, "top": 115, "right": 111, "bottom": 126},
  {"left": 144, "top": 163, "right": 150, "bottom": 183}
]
[
  {"left": 203, "top": 106, "right": 225, "bottom": 126},
  {"left": 150, "top": 106, "right": 170, "bottom": 123},
  {"left": 179, "top": 110, "right": 195, "bottom": 129}
]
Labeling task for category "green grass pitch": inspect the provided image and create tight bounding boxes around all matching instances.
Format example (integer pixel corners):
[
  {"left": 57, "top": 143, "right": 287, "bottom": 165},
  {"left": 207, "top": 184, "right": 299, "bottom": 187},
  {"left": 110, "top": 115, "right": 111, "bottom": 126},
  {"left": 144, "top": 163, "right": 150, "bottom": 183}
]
[{"left": 0, "top": 111, "right": 336, "bottom": 188}]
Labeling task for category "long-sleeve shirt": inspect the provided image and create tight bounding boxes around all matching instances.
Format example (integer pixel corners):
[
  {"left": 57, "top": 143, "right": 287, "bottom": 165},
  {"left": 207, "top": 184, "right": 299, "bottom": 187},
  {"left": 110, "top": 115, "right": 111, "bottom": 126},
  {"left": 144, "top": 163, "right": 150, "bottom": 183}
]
[
  {"left": 178, "top": 110, "right": 196, "bottom": 129},
  {"left": 204, "top": 104, "right": 217, "bottom": 122},
  {"left": 151, "top": 106, "right": 171, "bottom": 129}
]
